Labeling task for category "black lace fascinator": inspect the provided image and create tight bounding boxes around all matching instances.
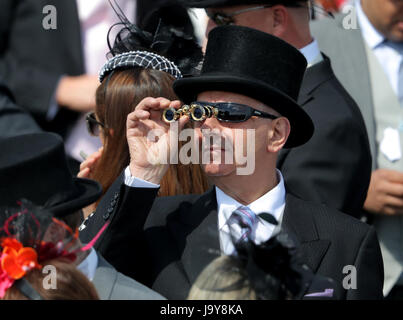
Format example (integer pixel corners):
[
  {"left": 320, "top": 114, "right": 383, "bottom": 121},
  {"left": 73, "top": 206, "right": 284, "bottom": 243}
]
[
  {"left": 99, "top": 0, "right": 203, "bottom": 82},
  {"left": 235, "top": 228, "right": 336, "bottom": 300},
  {"left": 0, "top": 200, "right": 108, "bottom": 299},
  {"left": 190, "top": 212, "right": 336, "bottom": 300},
  {"left": 0, "top": 200, "right": 78, "bottom": 299}
]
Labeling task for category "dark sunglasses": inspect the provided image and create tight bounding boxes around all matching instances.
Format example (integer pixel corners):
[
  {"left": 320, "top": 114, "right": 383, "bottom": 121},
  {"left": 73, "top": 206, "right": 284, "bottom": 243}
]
[
  {"left": 205, "top": 1, "right": 334, "bottom": 26},
  {"left": 85, "top": 112, "right": 106, "bottom": 136},
  {"left": 191, "top": 101, "right": 278, "bottom": 123},
  {"left": 206, "top": 5, "right": 274, "bottom": 26}
]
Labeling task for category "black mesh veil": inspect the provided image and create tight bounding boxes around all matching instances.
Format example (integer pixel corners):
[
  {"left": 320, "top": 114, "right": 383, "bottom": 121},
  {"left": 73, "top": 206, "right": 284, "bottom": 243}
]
[{"left": 99, "top": 0, "right": 203, "bottom": 81}]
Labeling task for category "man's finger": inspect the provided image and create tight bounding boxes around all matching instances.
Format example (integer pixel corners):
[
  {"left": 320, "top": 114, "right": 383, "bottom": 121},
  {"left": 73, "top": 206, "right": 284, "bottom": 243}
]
[
  {"left": 77, "top": 167, "right": 90, "bottom": 178},
  {"left": 155, "top": 97, "right": 172, "bottom": 109},
  {"left": 178, "top": 115, "right": 190, "bottom": 131},
  {"left": 384, "top": 205, "right": 403, "bottom": 216},
  {"left": 79, "top": 157, "right": 94, "bottom": 171},
  {"left": 169, "top": 100, "right": 182, "bottom": 110},
  {"left": 136, "top": 97, "right": 175, "bottom": 112},
  {"left": 379, "top": 168, "right": 403, "bottom": 183},
  {"left": 135, "top": 97, "right": 161, "bottom": 111},
  {"left": 385, "top": 195, "right": 403, "bottom": 208},
  {"left": 383, "top": 180, "right": 403, "bottom": 197},
  {"left": 127, "top": 110, "right": 150, "bottom": 124}
]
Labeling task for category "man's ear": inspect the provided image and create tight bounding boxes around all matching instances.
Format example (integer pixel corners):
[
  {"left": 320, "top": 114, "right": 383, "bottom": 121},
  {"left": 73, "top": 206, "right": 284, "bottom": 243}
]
[
  {"left": 271, "top": 5, "right": 288, "bottom": 38},
  {"left": 267, "top": 117, "right": 291, "bottom": 153}
]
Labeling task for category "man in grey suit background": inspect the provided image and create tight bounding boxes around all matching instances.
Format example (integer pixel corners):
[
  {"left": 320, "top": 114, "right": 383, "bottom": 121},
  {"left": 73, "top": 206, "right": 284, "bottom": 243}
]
[
  {"left": 312, "top": 0, "right": 403, "bottom": 298},
  {"left": 0, "top": 132, "right": 165, "bottom": 300}
]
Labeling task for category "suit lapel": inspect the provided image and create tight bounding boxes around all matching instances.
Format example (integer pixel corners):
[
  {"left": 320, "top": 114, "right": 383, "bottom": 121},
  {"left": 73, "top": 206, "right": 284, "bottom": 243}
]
[
  {"left": 282, "top": 194, "right": 330, "bottom": 274},
  {"left": 166, "top": 189, "right": 331, "bottom": 295},
  {"left": 170, "top": 188, "right": 221, "bottom": 285},
  {"left": 298, "top": 55, "right": 334, "bottom": 106}
]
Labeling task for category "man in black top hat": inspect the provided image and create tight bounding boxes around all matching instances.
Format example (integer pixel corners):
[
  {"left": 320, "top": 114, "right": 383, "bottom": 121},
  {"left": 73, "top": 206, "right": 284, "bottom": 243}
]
[
  {"left": 0, "top": 132, "right": 164, "bottom": 300},
  {"left": 81, "top": 25, "right": 384, "bottom": 299},
  {"left": 178, "top": 0, "right": 372, "bottom": 219}
]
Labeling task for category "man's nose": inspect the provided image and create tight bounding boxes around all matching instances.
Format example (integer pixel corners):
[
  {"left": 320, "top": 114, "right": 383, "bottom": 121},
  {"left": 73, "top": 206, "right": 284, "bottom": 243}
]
[
  {"left": 195, "top": 117, "right": 221, "bottom": 139},
  {"left": 200, "top": 116, "right": 222, "bottom": 130}
]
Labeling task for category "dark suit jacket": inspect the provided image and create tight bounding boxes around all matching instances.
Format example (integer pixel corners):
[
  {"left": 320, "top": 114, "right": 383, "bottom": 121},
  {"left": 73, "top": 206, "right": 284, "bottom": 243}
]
[
  {"left": 278, "top": 55, "right": 372, "bottom": 218},
  {"left": 0, "top": 0, "right": 86, "bottom": 137},
  {"left": 80, "top": 173, "right": 384, "bottom": 300}
]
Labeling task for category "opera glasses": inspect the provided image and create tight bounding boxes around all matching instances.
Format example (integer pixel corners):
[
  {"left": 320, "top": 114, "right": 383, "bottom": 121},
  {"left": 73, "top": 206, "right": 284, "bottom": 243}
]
[{"left": 162, "top": 103, "right": 218, "bottom": 123}]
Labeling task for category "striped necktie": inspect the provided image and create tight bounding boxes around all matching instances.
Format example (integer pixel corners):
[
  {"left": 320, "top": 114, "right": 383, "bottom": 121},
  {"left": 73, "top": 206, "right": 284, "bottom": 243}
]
[{"left": 229, "top": 206, "right": 258, "bottom": 243}]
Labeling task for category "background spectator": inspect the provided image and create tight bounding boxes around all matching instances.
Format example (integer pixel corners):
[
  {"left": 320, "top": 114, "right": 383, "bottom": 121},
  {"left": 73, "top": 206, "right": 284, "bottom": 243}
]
[
  {"left": 0, "top": 0, "right": 196, "bottom": 173},
  {"left": 77, "top": 16, "right": 209, "bottom": 218},
  {"left": 312, "top": 0, "right": 403, "bottom": 298}
]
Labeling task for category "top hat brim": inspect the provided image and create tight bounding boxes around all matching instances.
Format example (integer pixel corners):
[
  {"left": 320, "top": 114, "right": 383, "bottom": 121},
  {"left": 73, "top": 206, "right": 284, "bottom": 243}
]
[
  {"left": 173, "top": 74, "right": 314, "bottom": 148},
  {"left": 181, "top": 0, "right": 304, "bottom": 8},
  {"left": 47, "top": 177, "right": 103, "bottom": 217}
]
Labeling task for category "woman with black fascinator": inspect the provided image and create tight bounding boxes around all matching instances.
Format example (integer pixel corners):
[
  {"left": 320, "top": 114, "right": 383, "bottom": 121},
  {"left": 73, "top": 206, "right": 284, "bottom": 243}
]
[
  {"left": 188, "top": 229, "right": 337, "bottom": 300},
  {"left": 78, "top": 5, "right": 209, "bottom": 219}
]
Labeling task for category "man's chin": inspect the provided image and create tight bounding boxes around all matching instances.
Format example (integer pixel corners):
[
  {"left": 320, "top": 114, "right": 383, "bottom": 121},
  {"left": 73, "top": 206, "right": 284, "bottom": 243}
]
[
  {"left": 388, "top": 25, "right": 403, "bottom": 42},
  {"left": 202, "top": 163, "right": 236, "bottom": 177}
]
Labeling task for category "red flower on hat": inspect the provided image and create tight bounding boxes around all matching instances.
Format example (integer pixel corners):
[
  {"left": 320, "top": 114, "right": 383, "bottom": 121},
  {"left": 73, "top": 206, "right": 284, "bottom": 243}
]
[
  {"left": 0, "top": 238, "right": 41, "bottom": 280},
  {"left": 0, "top": 238, "right": 42, "bottom": 298}
]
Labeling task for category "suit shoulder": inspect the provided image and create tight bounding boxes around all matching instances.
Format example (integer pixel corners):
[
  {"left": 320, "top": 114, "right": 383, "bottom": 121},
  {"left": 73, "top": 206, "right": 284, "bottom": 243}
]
[
  {"left": 288, "top": 194, "right": 371, "bottom": 236},
  {"left": 113, "top": 272, "right": 166, "bottom": 300},
  {"left": 304, "top": 75, "right": 367, "bottom": 139}
]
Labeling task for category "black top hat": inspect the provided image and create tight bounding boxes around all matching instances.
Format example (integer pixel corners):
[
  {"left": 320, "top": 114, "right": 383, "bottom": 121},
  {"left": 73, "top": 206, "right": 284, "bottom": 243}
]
[
  {"left": 173, "top": 25, "right": 314, "bottom": 148},
  {"left": 0, "top": 133, "right": 102, "bottom": 217},
  {"left": 181, "top": 0, "right": 307, "bottom": 8}
]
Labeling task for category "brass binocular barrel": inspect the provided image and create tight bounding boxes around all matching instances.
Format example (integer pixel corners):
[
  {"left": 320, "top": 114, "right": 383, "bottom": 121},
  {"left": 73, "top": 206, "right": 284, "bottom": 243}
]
[{"left": 162, "top": 104, "right": 218, "bottom": 123}]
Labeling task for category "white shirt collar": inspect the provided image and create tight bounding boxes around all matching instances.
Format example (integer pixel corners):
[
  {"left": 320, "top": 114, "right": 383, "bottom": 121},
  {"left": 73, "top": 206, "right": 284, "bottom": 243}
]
[
  {"left": 299, "top": 39, "right": 323, "bottom": 67},
  {"left": 356, "top": 0, "right": 385, "bottom": 49},
  {"left": 77, "top": 247, "right": 98, "bottom": 281},
  {"left": 217, "top": 169, "right": 286, "bottom": 230}
]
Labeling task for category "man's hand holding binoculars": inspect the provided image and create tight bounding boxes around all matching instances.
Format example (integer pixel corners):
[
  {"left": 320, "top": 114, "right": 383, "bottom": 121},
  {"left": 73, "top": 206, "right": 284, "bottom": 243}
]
[{"left": 126, "top": 97, "right": 188, "bottom": 185}]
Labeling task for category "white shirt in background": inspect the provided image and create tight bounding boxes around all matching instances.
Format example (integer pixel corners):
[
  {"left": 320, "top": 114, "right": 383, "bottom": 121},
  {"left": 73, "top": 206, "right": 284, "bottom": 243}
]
[{"left": 356, "top": 0, "right": 403, "bottom": 98}]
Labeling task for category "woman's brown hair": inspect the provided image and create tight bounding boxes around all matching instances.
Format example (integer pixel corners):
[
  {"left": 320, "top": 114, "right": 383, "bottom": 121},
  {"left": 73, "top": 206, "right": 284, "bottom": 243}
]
[
  {"left": 92, "top": 67, "right": 209, "bottom": 199},
  {"left": 3, "top": 258, "right": 99, "bottom": 300}
]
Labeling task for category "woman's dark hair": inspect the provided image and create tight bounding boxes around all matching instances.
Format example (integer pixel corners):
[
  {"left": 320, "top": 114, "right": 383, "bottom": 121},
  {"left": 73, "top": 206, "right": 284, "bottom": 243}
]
[
  {"left": 92, "top": 68, "right": 209, "bottom": 197},
  {"left": 90, "top": 2, "right": 208, "bottom": 199}
]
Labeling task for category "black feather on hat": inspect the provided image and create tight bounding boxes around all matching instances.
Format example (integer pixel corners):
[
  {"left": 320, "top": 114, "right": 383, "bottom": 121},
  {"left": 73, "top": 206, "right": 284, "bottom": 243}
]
[
  {"left": 104, "top": 0, "right": 203, "bottom": 77},
  {"left": 179, "top": 0, "right": 308, "bottom": 8}
]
